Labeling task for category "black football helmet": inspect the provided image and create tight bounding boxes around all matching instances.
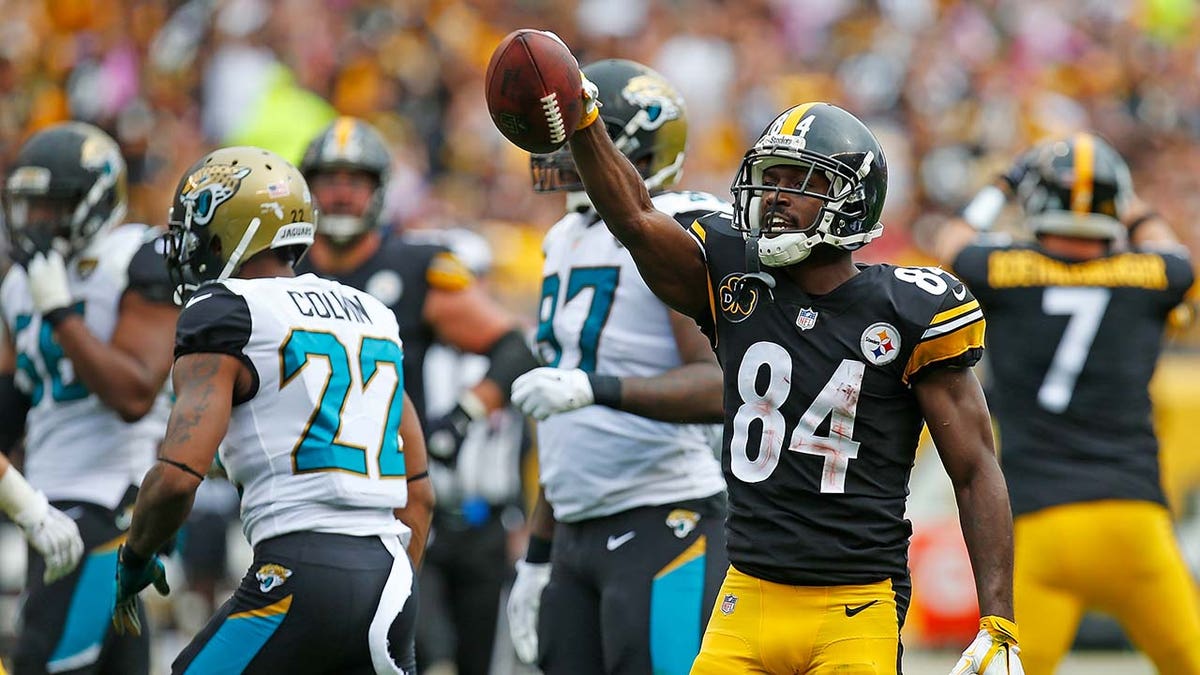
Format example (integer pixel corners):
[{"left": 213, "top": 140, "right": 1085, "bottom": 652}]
[
  {"left": 299, "top": 117, "right": 391, "bottom": 241},
  {"left": 531, "top": 59, "right": 687, "bottom": 210},
  {"left": 4, "top": 121, "right": 127, "bottom": 263},
  {"left": 1009, "top": 132, "right": 1131, "bottom": 240},
  {"left": 731, "top": 102, "right": 887, "bottom": 267}
]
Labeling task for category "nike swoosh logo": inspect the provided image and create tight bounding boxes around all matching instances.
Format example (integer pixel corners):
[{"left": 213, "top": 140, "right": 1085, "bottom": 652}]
[
  {"left": 185, "top": 292, "right": 213, "bottom": 308},
  {"left": 606, "top": 531, "right": 636, "bottom": 551},
  {"left": 952, "top": 285, "right": 967, "bottom": 301},
  {"left": 845, "top": 600, "right": 878, "bottom": 617}
]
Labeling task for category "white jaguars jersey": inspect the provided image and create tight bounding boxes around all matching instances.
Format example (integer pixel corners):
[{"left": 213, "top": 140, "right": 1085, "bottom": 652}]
[
  {"left": 174, "top": 274, "right": 410, "bottom": 547},
  {"left": 0, "top": 224, "right": 169, "bottom": 509},
  {"left": 535, "top": 191, "right": 728, "bottom": 522}
]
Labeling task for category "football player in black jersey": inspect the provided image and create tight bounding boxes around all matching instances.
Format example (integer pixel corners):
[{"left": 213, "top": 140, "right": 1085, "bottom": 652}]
[
  {"left": 927, "top": 133, "right": 1200, "bottom": 674},
  {"left": 296, "top": 117, "right": 538, "bottom": 452},
  {"left": 295, "top": 117, "right": 539, "bottom": 675},
  {"left": 504, "top": 36, "right": 1022, "bottom": 674},
  {"left": 0, "top": 122, "right": 178, "bottom": 675}
]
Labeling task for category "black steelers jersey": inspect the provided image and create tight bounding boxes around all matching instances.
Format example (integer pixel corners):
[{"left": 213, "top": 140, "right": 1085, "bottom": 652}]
[
  {"left": 953, "top": 240, "right": 1195, "bottom": 517},
  {"left": 687, "top": 213, "right": 985, "bottom": 586},
  {"left": 296, "top": 236, "right": 474, "bottom": 421}
]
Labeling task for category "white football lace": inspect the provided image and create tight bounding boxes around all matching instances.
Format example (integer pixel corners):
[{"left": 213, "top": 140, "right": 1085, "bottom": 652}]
[{"left": 541, "top": 93, "right": 567, "bottom": 144}]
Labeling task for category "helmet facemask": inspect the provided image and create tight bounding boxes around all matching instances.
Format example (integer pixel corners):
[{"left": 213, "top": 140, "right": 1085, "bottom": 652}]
[
  {"left": 4, "top": 125, "right": 127, "bottom": 264},
  {"left": 732, "top": 142, "right": 882, "bottom": 267}
]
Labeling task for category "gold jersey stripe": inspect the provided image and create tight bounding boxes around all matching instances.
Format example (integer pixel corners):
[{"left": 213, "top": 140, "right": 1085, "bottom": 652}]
[
  {"left": 904, "top": 317, "right": 986, "bottom": 383},
  {"left": 780, "top": 102, "right": 821, "bottom": 136},
  {"left": 655, "top": 535, "right": 707, "bottom": 579},
  {"left": 689, "top": 220, "right": 707, "bottom": 242},
  {"left": 230, "top": 595, "right": 293, "bottom": 620},
  {"left": 931, "top": 299, "right": 980, "bottom": 326},
  {"left": 426, "top": 252, "right": 474, "bottom": 291},
  {"left": 1071, "top": 133, "right": 1095, "bottom": 214}
]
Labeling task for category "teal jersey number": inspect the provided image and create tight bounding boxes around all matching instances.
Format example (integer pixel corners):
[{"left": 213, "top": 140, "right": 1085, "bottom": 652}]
[
  {"left": 14, "top": 303, "right": 89, "bottom": 405},
  {"left": 280, "top": 330, "right": 406, "bottom": 477},
  {"left": 535, "top": 266, "right": 619, "bottom": 372}
]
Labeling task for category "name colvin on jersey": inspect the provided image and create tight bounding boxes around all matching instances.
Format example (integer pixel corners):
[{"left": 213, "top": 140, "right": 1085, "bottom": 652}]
[{"left": 286, "top": 289, "right": 372, "bottom": 324}]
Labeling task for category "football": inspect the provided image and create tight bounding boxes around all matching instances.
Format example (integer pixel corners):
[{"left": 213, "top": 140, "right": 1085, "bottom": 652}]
[{"left": 485, "top": 29, "right": 583, "bottom": 154}]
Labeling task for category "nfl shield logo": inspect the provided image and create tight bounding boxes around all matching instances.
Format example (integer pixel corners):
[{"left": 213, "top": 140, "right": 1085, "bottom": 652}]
[
  {"left": 720, "top": 593, "right": 738, "bottom": 615},
  {"left": 796, "top": 307, "right": 819, "bottom": 331}
]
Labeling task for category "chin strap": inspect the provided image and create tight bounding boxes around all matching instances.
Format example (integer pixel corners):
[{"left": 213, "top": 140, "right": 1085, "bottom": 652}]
[{"left": 739, "top": 221, "right": 776, "bottom": 307}]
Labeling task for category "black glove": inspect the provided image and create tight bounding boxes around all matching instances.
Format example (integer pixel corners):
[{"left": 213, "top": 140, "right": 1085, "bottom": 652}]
[{"left": 425, "top": 393, "right": 486, "bottom": 467}]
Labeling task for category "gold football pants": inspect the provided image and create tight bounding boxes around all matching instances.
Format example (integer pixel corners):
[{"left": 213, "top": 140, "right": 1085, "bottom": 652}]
[
  {"left": 1014, "top": 500, "right": 1200, "bottom": 674},
  {"left": 691, "top": 565, "right": 900, "bottom": 674}
]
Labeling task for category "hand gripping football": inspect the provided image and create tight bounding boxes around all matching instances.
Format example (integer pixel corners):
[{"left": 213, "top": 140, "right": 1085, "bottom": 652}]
[{"left": 485, "top": 30, "right": 583, "bottom": 154}]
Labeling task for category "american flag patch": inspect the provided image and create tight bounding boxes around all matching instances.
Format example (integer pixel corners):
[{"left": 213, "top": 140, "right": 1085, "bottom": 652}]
[{"left": 266, "top": 181, "right": 290, "bottom": 198}]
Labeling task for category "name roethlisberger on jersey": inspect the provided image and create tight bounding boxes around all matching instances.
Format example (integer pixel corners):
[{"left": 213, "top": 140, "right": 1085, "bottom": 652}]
[{"left": 287, "top": 288, "right": 372, "bottom": 324}]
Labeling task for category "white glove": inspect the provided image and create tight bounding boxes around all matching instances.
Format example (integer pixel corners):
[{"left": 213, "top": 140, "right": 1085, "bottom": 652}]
[
  {"left": 507, "top": 560, "right": 551, "bottom": 664},
  {"left": 26, "top": 250, "right": 73, "bottom": 316},
  {"left": 951, "top": 617, "right": 1024, "bottom": 675},
  {"left": 14, "top": 493, "right": 86, "bottom": 584},
  {"left": 511, "top": 367, "right": 594, "bottom": 420}
]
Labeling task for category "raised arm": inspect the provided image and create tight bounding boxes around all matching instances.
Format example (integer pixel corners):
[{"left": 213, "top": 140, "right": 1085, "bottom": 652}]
[{"left": 568, "top": 118, "right": 710, "bottom": 319}]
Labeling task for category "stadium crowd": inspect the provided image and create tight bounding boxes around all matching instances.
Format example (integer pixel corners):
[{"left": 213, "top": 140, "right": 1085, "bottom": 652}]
[{"left": 1, "top": 0, "right": 1200, "bottom": 672}]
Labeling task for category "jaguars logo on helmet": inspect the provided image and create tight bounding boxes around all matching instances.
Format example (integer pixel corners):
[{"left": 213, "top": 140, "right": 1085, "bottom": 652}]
[
  {"left": 1010, "top": 132, "right": 1131, "bottom": 240},
  {"left": 731, "top": 102, "right": 887, "bottom": 267},
  {"left": 532, "top": 59, "right": 688, "bottom": 210},
  {"left": 165, "top": 146, "right": 315, "bottom": 302},
  {"left": 3, "top": 121, "right": 127, "bottom": 263}
]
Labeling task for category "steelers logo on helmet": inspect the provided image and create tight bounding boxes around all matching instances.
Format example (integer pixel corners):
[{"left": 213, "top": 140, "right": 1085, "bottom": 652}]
[
  {"left": 860, "top": 322, "right": 901, "bottom": 365},
  {"left": 718, "top": 273, "right": 759, "bottom": 323}
]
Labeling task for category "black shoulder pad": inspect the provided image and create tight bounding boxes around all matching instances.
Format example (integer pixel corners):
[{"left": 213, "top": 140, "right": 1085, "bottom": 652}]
[
  {"left": 175, "top": 284, "right": 252, "bottom": 360},
  {"left": 126, "top": 237, "right": 175, "bottom": 304}
]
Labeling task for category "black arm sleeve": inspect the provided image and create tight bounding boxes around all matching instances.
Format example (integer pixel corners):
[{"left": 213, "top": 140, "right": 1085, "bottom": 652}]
[
  {"left": 0, "top": 374, "right": 29, "bottom": 455},
  {"left": 175, "top": 283, "right": 259, "bottom": 404},
  {"left": 484, "top": 329, "right": 539, "bottom": 397},
  {"left": 126, "top": 236, "right": 177, "bottom": 304}
]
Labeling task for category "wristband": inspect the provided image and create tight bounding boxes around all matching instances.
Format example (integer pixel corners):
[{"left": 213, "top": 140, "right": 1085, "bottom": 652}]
[
  {"left": 960, "top": 185, "right": 1006, "bottom": 231},
  {"left": 119, "top": 543, "right": 151, "bottom": 571},
  {"left": 979, "top": 615, "right": 1019, "bottom": 643},
  {"left": 42, "top": 306, "right": 75, "bottom": 328},
  {"left": 1126, "top": 211, "right": 1160, "bottom": 238},
  {"left": 526, "top": 534, "right": 553, "bottom": 564},
  {"left": 587, "top": 373, "right": 622, "bottom": 408}
]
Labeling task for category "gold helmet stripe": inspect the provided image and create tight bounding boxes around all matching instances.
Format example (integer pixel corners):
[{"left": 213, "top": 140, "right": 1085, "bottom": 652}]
[
  {"left": 333, "top": 116, "right": 356, "bottom": 153},
  {"left": 1070, "top": 132, "right": 1095, "bottom": 214},
  {"left": 780, "top": 102, "right": 822, "bottom": 136}
]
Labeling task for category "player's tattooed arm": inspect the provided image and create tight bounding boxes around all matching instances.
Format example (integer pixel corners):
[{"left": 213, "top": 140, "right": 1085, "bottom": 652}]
[
  {"left": 125, "top": 353, "right": 239, "bottom": 558},
  {"left": 614, "top": 309, "right": 723, "bottom": 423},
  {"left": 914, "top": 366, "right": 1015, "bottom": 622}
]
